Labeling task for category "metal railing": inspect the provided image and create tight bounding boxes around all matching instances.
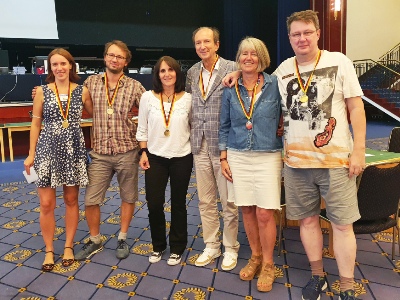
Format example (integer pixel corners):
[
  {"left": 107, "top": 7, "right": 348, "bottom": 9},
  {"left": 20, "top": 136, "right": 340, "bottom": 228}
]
[
  {"left": 379, "top": 42, "right": 400, "bottom": 62},
  {"left": 353, "top": 59, "right": 400, "bottom": 91}
]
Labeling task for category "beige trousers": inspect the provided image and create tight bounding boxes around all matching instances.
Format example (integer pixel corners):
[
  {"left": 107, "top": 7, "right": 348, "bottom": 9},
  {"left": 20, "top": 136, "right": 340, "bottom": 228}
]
[{"left": 194, "top": 137, "right": 239, "bottom": 253}]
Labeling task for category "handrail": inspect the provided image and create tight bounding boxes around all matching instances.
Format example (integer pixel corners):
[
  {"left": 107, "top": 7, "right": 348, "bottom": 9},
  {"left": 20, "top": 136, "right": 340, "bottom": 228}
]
[
  {"left": 379, "top": 42, "right": 400, "bottom": 61},
  {"left": 353, "top": 59, "right": 400, "bottom": 76}
]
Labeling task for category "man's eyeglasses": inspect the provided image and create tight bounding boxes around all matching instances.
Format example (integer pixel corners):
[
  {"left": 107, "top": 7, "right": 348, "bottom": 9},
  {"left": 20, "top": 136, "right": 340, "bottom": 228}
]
[
  {"left": 289, "top": 31, "right": 316, "bottom": 40},
  {"left": 106, "top": 53, "right": 126, "bottom": 61}
]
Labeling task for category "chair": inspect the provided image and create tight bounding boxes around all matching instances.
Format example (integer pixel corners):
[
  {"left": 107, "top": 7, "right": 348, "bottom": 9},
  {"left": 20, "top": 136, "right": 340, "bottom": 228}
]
[
  {"left": 320, "top": 162, "right": 400, "bottom": 260},
  {"left": 388, "top": 127, "right": 400, "bottom": 153}
]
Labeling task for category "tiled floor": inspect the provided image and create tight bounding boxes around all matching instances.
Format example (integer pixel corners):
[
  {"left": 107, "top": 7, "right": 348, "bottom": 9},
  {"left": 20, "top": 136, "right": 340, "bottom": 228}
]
[{"left": 1, "top": 164, "right": 399, "bottom": 300}]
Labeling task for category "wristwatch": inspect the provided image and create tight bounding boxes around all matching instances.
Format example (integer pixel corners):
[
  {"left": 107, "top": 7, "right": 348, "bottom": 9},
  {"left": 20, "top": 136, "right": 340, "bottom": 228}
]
[{"left": 138, "top": 148, "right": 149, "bottom": 156}]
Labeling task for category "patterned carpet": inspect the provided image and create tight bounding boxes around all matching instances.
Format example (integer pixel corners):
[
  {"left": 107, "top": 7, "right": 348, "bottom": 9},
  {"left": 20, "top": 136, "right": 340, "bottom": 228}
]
[
  {"left": 0, "top": 163, "right": 399, "bottom": 300},
  {"left": 1, "top": 119, "right": 400, "bottom": 299}
]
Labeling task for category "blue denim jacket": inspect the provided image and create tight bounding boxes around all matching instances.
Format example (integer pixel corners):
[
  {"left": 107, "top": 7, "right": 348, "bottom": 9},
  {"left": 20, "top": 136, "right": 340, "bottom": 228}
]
[{"left": 219, "top": 72, "right": 283, "bottom": 152}]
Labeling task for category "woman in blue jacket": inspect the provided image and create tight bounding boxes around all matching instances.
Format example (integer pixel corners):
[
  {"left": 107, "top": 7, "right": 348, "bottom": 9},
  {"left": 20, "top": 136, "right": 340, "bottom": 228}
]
[{"left": 219, "top": 37, "right": 282, "bottom": 293}]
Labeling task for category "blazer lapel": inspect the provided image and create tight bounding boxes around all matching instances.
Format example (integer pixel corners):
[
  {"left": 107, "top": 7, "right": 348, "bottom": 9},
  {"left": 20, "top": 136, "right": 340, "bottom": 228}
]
[{"left": 205, "top": 58, "right": 227, "bottom": 101}]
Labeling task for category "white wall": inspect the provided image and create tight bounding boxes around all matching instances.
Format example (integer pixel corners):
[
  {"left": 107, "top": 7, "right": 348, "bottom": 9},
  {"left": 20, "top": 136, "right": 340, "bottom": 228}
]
[{"left": 346, "top": 0, "right": 400, "bottom": 61}]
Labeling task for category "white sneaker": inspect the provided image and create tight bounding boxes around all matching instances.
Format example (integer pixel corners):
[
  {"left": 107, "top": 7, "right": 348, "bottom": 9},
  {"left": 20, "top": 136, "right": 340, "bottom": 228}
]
[
  {"left": 149, "top": 250, "right": 164, "bottom": 263},
  {"left": 221, "top": 252, "right": 238, "bottom": 271},
  {"left": 195, "top": 248, "right": 221, "bottom": 267},
  {"left": 167, "top": 253, "right": 182, "bottom": 266}
]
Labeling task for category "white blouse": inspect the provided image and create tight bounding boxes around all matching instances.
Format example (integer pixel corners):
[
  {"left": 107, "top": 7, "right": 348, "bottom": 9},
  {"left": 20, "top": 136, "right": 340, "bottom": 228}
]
[{"left": 136, "top": 90, "right": 192, "bottom": 159}]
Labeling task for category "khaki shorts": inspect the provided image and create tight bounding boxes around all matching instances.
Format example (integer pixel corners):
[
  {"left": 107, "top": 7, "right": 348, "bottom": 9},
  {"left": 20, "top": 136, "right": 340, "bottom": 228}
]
[
  {"left": 85, "top": 150, "right": 139, "bottom": 206},
  {"left": 283, "top": 166, "right": 360, "bottom": 225}
]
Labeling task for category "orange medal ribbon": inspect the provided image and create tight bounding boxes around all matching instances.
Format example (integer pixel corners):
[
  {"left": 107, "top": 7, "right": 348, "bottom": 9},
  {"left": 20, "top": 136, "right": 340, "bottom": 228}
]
[
  {"left": 54, "top": 82, "right": 71, "bottom": 128},
  {"left": 160, "top": 93, "right": 176, "bottom": 136},
  {"left": 234, "top": 74, "right": 260, "bottom": 129},
  {"left": 294, "top": 50, "right": 321, "bottom": 103},
  {"left": 104, "top": 73, "right": 124, "bottom": 114},
  {"left": 199, "top": 55, "right": 219, "bottom": 99}
]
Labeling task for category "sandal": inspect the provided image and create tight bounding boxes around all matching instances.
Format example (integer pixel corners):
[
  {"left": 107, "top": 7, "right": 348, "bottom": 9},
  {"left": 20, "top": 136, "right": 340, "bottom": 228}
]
[
  {"left": 42, "top": 251, "right": 55, "bottom": 272},
  {"left": 257, "top": 263, "right": 275, "bottom": 292},
  {"left": 62, "top": 246, "right": 75, "bottom": 267},
  {"left": 239, "top": 255, "right": 262, "bottom": 281}
]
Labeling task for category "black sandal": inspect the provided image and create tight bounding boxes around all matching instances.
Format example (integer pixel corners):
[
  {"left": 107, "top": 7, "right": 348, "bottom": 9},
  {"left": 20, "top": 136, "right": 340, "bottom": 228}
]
[
  {"left": 42, "top": 251, "right": 55, "bottom": 272},
  {"left": 62, "top": 246, "right": 75, "bottom": 267}
]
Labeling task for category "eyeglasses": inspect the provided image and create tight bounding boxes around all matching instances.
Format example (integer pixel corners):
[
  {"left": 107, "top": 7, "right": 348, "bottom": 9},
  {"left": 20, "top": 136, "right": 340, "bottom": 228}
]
[
  {"left": 289, "top": 30, "right": 316, "bottom": 40},
  {"left": 106, "top": 53, "right": 126, "bottom": 61}
]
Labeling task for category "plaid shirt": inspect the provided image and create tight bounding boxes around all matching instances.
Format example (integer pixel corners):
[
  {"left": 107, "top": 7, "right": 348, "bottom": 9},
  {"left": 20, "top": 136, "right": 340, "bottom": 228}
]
[
  {"left": 185, "top": 57, "right": 236, "bottom": 156},
  {"left": 84, "top": 74, "right": 145, "bottom": 155}
]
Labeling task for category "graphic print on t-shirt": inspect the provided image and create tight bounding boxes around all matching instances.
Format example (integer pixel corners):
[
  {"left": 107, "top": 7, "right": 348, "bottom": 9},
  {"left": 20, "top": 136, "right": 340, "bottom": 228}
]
[{"left": 285, "top": 65, "right": 338, "bottom": 147}]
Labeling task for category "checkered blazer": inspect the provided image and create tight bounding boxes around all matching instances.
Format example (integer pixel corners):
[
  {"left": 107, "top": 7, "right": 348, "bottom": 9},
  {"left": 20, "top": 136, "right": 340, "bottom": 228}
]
[{"left": 185, "top": 57, "right": 236, "bottom": 156}]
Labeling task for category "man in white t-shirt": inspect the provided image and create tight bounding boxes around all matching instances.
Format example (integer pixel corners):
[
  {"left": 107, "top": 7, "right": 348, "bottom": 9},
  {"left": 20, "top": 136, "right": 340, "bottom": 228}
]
[{"left": 274, "top": 10, "right": 365, "bottom": 300}]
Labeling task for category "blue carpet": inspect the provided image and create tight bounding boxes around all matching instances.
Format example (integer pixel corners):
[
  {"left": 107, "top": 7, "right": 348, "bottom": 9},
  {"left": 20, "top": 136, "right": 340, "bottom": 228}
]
[{"left": 0, "top": 120, "right": 399, "bottom": 299}]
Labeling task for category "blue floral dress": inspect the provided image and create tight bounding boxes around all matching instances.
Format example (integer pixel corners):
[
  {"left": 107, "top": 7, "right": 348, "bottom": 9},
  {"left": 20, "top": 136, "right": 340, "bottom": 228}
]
[{"left": 34, "top": 84, "right": 89, "bottom": 188}]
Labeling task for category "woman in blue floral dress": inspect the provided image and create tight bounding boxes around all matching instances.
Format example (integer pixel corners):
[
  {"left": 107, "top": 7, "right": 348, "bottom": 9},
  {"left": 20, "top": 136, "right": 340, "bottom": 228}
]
[{"left": 24, "top": 49, "right": 93, "bottom": 271}]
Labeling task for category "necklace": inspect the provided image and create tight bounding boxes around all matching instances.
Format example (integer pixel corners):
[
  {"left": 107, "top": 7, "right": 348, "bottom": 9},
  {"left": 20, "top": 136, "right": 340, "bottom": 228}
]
[
  {"left": 159, "top": 93, "right": 176, "bottom": 136},
  {"left": 104, "top": 73, "right": 123, "bottom": 114},
  {"left": 199, "top": 55, "right": 219, "bottom": 99},
  {"left": 163, "top": 92, "right": 174, "bottom": 103},
  {"left": 54, "top": 82, "right": 71, "bottom": 128},
  {"left": 294, "top": 50, "right": 321, "bottom": 103},
  {"left": 235, "top": 73, "right": 261, "bottom": 130}
]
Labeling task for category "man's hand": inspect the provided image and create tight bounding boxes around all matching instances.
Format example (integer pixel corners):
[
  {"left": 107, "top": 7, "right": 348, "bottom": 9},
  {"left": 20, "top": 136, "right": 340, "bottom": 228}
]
[
  {"left": 222, "top": 71, "right": 241, "bottom": 87},
  {"left": 348, "top": 148, "right": 365, "bottom": 178},
  {"left": 32, "top": 86, "right": 38, "bottom": 100}
]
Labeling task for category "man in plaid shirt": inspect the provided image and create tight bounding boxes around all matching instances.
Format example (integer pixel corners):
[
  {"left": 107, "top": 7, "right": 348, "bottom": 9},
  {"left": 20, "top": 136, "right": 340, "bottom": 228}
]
[{"left": 75, "top": 40, "right": 145, "bottom": 261}]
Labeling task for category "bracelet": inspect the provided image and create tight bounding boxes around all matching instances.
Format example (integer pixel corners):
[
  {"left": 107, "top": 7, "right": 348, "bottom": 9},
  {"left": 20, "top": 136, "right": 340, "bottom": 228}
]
[
  {"left": 219, "top": 157, "right": 227, "bottom": 162},
  {"left": 138, "top": 148, "right": 149, "bottom": 156}
]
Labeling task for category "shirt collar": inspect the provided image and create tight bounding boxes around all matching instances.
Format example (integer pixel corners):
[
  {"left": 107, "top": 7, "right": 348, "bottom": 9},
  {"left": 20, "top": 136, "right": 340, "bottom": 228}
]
[{"left": 200, "top": 57, "right": 220, "bottom": 72}]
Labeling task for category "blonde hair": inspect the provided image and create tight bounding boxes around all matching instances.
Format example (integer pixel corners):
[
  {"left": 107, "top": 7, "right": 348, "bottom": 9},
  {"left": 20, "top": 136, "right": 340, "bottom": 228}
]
[
  {"left": 286, "top": 10, "right": 320, "bottom": 33},
  {"left": 235, "top": 37, "right": 270, "bottom": 72}
]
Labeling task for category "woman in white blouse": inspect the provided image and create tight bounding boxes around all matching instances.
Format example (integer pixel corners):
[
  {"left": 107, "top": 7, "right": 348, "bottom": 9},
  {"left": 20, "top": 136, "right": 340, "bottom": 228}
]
[{"left": 136, "top": 56, "right": 192, "bottom": 266}]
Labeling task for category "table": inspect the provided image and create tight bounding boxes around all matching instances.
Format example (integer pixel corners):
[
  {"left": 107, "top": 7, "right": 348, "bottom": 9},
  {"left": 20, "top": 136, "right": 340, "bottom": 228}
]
[{"left": 1, "top": 119, "right": 93, "bottom": 162}]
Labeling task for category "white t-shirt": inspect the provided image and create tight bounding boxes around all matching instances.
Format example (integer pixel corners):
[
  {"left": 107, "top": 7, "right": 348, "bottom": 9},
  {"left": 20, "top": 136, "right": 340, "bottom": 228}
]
[
  {"left": 136, "top": 91, "right": 192, "bottom": 159},
  {"left": 274, "top": 50, "right": 363, "bottom": 168}
]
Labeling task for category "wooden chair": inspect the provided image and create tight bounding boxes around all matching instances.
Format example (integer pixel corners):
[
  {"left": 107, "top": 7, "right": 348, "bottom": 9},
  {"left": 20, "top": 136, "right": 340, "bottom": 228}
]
[{"left": 320, "top": 162, "right": 400, "bottom": 260}]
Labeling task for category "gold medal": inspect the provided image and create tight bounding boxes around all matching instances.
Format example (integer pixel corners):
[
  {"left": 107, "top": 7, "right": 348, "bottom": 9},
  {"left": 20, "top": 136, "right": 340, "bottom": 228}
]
[
  {"left": 54, "top": 82, "right": 71, "bottom": 129},
  {"left": 300, "top": 95, "right": 308, "bottom": 103},
  {"left": 107, "top": 107, "right": 114, "bottom": 115},
  {"left": 164, "top": 129, "right": 170, "bottom": 136}
]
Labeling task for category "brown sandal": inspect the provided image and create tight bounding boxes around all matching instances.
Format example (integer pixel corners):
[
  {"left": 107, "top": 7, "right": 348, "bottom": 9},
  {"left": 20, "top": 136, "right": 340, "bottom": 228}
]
[
  {"left": 42, "top": 251, "right": 55, "bottom": 272},
  {"left": 62, "top": 246, "right": 75, "bottom": 267},
  {"left": 257, "top": 263, "right": 275, "bottom": 292},
  {"left": 239, "top": 255, "right": 262, "bottom": 281}
]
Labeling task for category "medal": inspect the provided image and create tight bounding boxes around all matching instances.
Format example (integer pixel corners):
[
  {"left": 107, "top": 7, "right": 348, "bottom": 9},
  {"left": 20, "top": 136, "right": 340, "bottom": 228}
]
[
  {"left": 105, "top": 73, "right": 123, "bottom": 116},
  {"left": 235, "top": 74, "right": 260, "bottom": 131},
  {"left": 54, "top": 82, "right": 71, "bottom": 129},
  {"left": 294, "top": 50, "right": 321, "bottom": 104},
  {"left": 300, "top": 95, "right": 308, "bottom": 103},
  {"left": 160, "top": 92, "right": 176, "bottom": 137},
  {"left": 246, "top": 121, "right": 253, "bottom": 130}
]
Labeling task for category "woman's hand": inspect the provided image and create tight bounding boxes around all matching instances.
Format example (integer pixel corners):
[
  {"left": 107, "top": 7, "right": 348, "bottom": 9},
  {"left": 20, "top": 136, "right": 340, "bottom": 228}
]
[
  {"left": 139, "top": 153, "right": 150, "bottom": 170},
  {"left": 24, "top": 155, "right": 34, "bottom": 175},
  {"left": 221, "top": 160, "right": 233, "bottom": 182}
]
